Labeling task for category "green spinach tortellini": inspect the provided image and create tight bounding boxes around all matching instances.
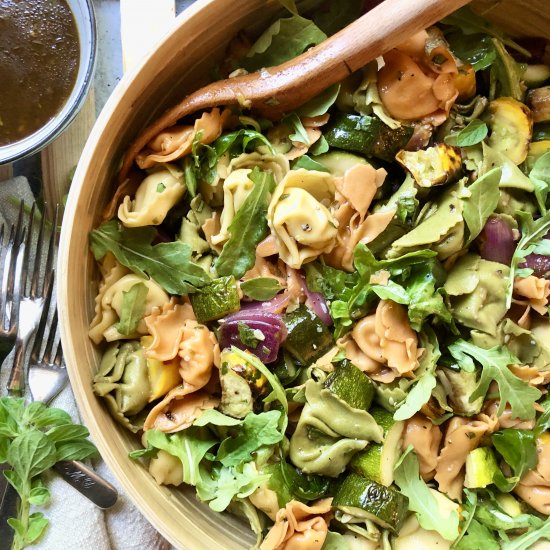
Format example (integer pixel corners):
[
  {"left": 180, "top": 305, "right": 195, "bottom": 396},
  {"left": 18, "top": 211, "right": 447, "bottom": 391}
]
[
  {"left": 93, "top": 340, "right": 151, "bottom": 432},
  {"left": 289, "top": 379, "right": 383, "bottom": 477},
  {"left": 444, "top": 253, "right": 509, "bottom": 336}
]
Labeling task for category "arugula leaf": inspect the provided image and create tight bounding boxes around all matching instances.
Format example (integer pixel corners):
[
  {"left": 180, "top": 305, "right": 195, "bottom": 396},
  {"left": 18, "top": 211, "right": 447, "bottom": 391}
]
[
  {"left": 284, "top": 113, "right": 311, "bottom": 145},
  {"left": 456, "top": 119, "right": 489, "bottom": 146},
  {"left": 490, "top": 38, "right": 524, "bottom": 101},
  {"left": 192, "top": 409, "right": 242, "bottom": 427},
  {"left": 393, "top": 328, "right": 440, "bottom": 421},
  {"left": 217, "top": 411, "right": 283, "bottom": 467},
  {"left": 215, "top": 169, "right": 273, "bottom": 278},
  {"left": 90, "top": 221, "right": 211, "bottom": 295},
  {"left": 535, "top": 397, "right": 550, "bottom": 436},
  {"left": 394, "top": 447, "right": 460, "bottom": 541},
  {"left": 292, "top": 154, "right": 331, "bottom": 172},
  {"left": 297, "top": 84, "right": 340, "bottom": 117},
  {"left": 241, "top": 15, "right": 326, "bottom": 72},
  {"left": 454, "top": 340, "right": 541, "bottom": 419},
  {"left": 114, "top": 282, "right": 148, "bottom": 336},
  {"left": 530, "top": 151, "right": 550, "bottom": 214},
  {"left": 240, "top": 277, "right": 282, "bottom": 301},
  {"left": 463, "top": 167, "right": 501, "bottom": 244},
  {"left": 492, "top": 429, "right": 538, "bottom": 491},
  {"left": 456, "top": 518, "right": 500, "bottom": 550},
  {"left": 213, "top": 129, "right": 274, "bottom": 158},
  {"left": 508, "top": 210, "right": 550, "bottom": 307},
  {"left": 447, "top": 32, "right": 496, "bottom": 71},
  {"left": 502, "top": 516, "right": 550, "bottom": 549},
  {"left": 199, "top": 461, "right": 270, "bottom": 512},
  {"left": 144, "top": 428, "right": 217, "bottom": 486}
]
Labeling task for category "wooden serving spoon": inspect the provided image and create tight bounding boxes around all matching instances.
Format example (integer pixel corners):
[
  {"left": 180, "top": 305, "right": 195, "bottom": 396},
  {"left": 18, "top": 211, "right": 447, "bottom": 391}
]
[{"left": 118, "top": 0, "right": 471, "bottom": 182}]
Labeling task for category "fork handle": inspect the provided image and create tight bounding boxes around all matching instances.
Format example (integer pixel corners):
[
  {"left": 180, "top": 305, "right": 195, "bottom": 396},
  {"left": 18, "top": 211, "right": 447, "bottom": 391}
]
[{"left": 53, "top": 460, "right": 118, "bottom": 509}]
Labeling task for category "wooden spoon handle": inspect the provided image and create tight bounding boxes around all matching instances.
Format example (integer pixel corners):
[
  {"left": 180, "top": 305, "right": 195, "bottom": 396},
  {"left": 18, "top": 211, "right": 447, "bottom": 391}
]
[{"left": 119, "top": 0, "right": 471, "bottom": 182}]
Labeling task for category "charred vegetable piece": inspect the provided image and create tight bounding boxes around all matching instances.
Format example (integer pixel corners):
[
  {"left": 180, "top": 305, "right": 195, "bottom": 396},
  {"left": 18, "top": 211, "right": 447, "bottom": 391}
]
[
  {"left": 324, "top": 113, "right": 414, "bottom": 162},
  {"left": 527, "top": 85, "right": 550, "bottom": 123},
  {"left": 219, "top": 349, "right": 268, "bottom": 418},
  {"left": 324, "top": 359, "right": 375, "bottom": 411},
  {"left": 533, "top": 121, "right": 550, "bottom": 142},
  {"left": 190, "top": 275, "right": 240, "bottom": 323},
  {"left": 282, "top": 304, "right": 334, "bottom": 364},
  {"left": 486, "top": 97, "right": 533, "bottom": 164},
  {"left": 396, "top": 144, "right": 462, "bottom": 187},
  {"left": 333, "top": 473, "right": 409, "bottom": 532}
]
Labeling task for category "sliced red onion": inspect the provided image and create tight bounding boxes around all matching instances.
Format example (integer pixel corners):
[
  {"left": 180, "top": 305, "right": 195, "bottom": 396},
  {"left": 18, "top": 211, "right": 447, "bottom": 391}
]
[
  {"left": 219, "top": 313, "right": 287, "bottom": 363},
  {"left": 521, "top": 254, "right": 550, "bottom": 279},
  {"left": 479, "top": 217, "right": 516, "bottom": 266},
  {"left": 300, "top": 275, "right": 332, "bottom": 326},
  {"left": 239, "top": 292, "right": 291, "bottom": 314}
]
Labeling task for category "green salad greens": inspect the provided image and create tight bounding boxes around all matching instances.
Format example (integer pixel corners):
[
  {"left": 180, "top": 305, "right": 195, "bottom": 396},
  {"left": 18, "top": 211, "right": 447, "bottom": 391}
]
[{"left": 88, "top": 2, "right": 550, "bottom": 548}]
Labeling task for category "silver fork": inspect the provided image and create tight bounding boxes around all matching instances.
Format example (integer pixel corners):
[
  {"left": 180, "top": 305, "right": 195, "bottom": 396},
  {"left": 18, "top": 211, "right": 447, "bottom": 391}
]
[
  {"left": 0, "top": 203, "right": 26, "bottom": 369},
  {"left": 7, "top": 203, "right": 58, "bottom": 395},
  {"left": 28, "top": 276, "right": 119, "bottom": 509},
  {"left": 0, "top": 267, "right": 118, "bottom": 526}
]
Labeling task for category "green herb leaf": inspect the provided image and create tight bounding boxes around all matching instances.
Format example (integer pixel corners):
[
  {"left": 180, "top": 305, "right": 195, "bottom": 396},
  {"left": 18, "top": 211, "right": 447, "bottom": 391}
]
[
  {"left": 215, "top": 168, "right": 273, "bottom": 278},
  {"left": 456, "top": 340, "right": 541, "bottom": 419},
  {"left": 502, "top": 516, "right": 550, "bottom": 549},
  {"left": 25, "top": 513, "right": 49, "bottom": 544},
  {"left": 298, "top": 84, "right": 340, "bottom": 117},
  {"left": 8, "top": 431, "right": 57, "bottom": 480},
  {"left": 114, "top": 282, "right": 148, "bottom": 336},
  {"left": 463, "top": 167, "right": 501, "bottom": 244},
  {"left": 216, "top": 411, "right": 284, "bottom": 467},
  {"left": 284, "top": 113, "right": 311, "bottom": 145},
  {"left": 242, "top": 15, "right": 326, "bottom": 72},
  {"left": 192, "top": 409, "right": 243, "bottom": 427},
  {"left": 28, "top": 485, "right": 50, "bottom": 506},
  {"left": 240, "top": 277, "right": 282, "bottom": 301},
  {"left": 90, "top": 221, "right": 211, "bottom": 295},
  {"left": 490, "top": 38, "right": 525, "bottom": 101},
  {"left": 456, "top": 518, "right": 500, "bottom": 550},
  {"left": 291, "top": 154, "right": 331, "bottom": 172},
  {"left": 492, "top": 429, "right": 538, "bottom": 491},
  {"left": 535, "top": 397, "right": 550, "bottom": 436},
  {"left": 456, "top": 119, "right": 489, "bottom": 146},
  {"left": 214, "top": 129, "right": 274, "bottom": 158},
  {"left": 530, "top": 151, "right": 550, "bottom": 214},
  {"left": 238, "top": 322, "right": 262, "bottom": 348},
  {"left": 394, "top": 447, "right": 460, "bottom": 541},
  {"left": 144, "top": 428, "right": 217, "bottom": 486},
  {"left": 447, "top": 33, "right": 497, "bottom": 71}
]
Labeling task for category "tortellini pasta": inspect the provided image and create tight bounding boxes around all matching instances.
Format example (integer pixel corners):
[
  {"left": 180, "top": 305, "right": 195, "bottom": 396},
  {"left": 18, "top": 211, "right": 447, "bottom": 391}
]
[
  {"left": 387, "top": 179, "right": 467, "bottom": 260},
  {"left": 149, "top": 449, "right": 184, "bottom": 486},
  {"left": 118, "top": 164, "right": 186, "bottom": 227},
  {"left": 219, "top": 151, "right": 290, "bottom": 184},
  {"left": 289, "top": 379, "right": 383, "bottom": 476},
  {"left": 434, "top": 414, "right": 498, "bottom": 500},
  {"left": 91, "top": 273, "right": 170, "bottom": 343},
  {"left": 260, "top": 498, "right": 332, "bottom": 550},
  {"left": 93, "top": 341, "right": 150, "bottom": 432},
  {"left": 401, "top": 414, "right": 442, "bottom": 481},
  {"left": 211, "top": 168, "right": 256, "bottom": 246},
  {"left": 268, "top": 169, "right": 339, "bottom": 269},
  {"left": 444, "top": 254, "right": 509, "bottom": 337}
]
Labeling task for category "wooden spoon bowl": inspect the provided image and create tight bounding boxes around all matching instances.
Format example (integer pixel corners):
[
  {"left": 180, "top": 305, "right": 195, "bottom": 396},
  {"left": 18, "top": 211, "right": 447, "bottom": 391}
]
[{"left": 118, "top": 0, "right": 471, "bottom": 182}]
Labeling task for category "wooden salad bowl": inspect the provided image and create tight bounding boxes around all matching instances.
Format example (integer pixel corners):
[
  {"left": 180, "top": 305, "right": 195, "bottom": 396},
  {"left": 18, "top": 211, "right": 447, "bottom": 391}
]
[{"left": 58, "top": 0, "right": 550, "bottom": 548}]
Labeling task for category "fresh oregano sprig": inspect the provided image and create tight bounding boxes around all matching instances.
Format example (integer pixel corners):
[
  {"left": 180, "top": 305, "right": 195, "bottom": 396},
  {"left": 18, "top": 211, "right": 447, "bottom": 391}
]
[{"left": 0, "top": 397, "right": 98, "bottom": 550}]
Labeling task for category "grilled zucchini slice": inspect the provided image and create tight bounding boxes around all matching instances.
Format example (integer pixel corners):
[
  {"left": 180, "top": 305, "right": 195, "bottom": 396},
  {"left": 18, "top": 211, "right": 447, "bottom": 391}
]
[
  {"left": 396, "top": 143, "right": 462, "bottom": 187},
  {"left": 486, "top": 97, "right": 533, "bottom": 165}
]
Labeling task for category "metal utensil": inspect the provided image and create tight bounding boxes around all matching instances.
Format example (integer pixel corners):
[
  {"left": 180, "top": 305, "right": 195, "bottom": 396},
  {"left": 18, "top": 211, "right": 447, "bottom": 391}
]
[
  {"left": 27, "top": 277, "right": 119, "bottom": 509},
  {"left": 7, "top": 203, "right": 58, "bottom": 395},
  {"left": 0, "top": 203, "right": 25, "bottom": 369}
]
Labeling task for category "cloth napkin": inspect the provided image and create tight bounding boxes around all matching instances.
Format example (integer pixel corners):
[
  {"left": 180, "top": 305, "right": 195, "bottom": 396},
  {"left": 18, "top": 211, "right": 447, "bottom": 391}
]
[{"left": 0, "top": 176, "right": 174, "bottom": 550}]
